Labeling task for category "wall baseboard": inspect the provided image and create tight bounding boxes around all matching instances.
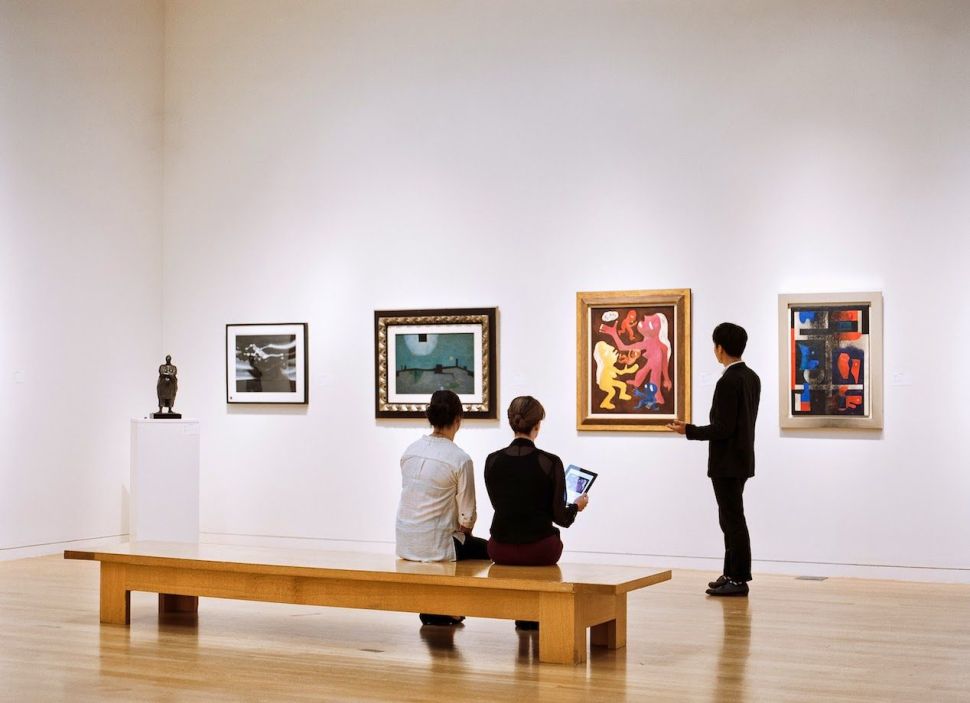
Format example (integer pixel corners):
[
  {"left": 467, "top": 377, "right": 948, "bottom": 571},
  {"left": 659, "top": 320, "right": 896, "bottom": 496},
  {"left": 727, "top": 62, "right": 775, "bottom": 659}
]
[
  {"left": 201, "top": 532, "right": 970, "bottom": 585},
  {"left": 6, "top": 532, "right": 966, "bottom": 585},
  {"left": 0, "top": 534, "right": 128, "bottom": 562}
]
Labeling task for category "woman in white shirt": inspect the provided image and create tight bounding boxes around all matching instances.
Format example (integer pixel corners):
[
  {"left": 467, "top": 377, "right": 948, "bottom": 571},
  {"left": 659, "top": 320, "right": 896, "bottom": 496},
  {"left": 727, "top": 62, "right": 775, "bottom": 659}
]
[{"left": 396, "top": 390, "right": 488, "bottom": 626}]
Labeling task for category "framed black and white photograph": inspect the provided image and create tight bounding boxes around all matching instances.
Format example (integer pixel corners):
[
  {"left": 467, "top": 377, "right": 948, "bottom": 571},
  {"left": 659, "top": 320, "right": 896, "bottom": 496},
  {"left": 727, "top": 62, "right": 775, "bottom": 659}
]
[
  {"left": 375, "top": 308, "right": 497, "bottom": 419},
  {"left": 226, "top": 323, "right": 308, "bottom": 404}
]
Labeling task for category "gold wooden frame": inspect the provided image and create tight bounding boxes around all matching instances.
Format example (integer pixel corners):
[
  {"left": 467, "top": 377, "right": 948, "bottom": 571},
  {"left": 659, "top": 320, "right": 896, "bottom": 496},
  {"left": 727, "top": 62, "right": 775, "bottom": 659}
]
[{"left": 576, "top": 289, "right": 691, "bottom": 432}]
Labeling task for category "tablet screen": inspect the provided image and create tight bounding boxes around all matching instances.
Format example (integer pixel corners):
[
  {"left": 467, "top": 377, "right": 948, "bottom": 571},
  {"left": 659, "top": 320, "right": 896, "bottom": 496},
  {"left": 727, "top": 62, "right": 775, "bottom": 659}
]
[{"left": 564, "top": 464, "right": 598, "bottom": 504}]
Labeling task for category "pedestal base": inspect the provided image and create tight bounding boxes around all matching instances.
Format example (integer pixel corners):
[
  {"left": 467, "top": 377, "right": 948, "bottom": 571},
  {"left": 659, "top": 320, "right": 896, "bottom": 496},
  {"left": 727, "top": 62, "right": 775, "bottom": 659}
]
[
  {"left": 151, "top": 412, "right": 182, "bottom": 419},
  {"left": 130, "top": 418, "right": 199, "bottom": 542}
]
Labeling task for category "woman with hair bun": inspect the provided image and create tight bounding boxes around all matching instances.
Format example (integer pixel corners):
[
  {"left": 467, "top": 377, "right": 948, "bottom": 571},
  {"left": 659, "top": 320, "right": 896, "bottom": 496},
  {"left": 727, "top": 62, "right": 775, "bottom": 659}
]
[
  {"left": 396, "top": 389, "right": 488, "bottom": 626},
  {"left": 484, "top": 396, "right": 589, "bottom": 591}
]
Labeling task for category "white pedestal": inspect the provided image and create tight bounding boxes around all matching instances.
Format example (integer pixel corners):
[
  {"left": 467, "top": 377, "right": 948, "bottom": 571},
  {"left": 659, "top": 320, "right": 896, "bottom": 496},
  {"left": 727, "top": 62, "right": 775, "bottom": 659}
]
[{"left": 130, "top": 418, "right": 200, "bottom": 542}]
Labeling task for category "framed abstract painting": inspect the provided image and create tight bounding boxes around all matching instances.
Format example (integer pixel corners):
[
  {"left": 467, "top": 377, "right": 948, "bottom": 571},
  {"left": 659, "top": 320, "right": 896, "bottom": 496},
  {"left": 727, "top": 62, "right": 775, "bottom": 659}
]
[
  {"left": 778, "top": 292, "right": 883, "bottom": 429},
  {"left": 226, "top": 323, "right": 308, "bottom": 404},
  {"left": 375, "top": 308, "right": 497, "bottom": 419},
  {"left": 576, "top": 289, "right": 691, "bottom": 432}
]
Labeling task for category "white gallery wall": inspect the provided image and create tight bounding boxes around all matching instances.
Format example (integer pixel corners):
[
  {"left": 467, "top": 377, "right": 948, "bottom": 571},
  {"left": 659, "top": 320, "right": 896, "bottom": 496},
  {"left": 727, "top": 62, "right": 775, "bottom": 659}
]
[
  {"left": 0, "top": 1, "right": 164, "bottom": 557},
  {"left": 6, "top": 0, "right": 961, "bottom": 579},
  {"left": 162, "top": 0, "right": 970, "bottom": 582}
]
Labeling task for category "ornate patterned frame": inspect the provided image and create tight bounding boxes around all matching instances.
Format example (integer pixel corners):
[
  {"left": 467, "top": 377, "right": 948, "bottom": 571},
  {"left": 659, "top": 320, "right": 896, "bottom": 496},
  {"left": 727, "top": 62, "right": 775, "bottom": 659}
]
[{"left": 374, "top": 307, "right": 497, "bottom": 419}]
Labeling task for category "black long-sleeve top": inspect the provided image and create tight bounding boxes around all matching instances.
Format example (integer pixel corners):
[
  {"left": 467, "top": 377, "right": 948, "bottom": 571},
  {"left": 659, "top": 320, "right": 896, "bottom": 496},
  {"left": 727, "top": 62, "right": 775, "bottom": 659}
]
[
  {"left": 484, "top": 438, "right": 578, "bottom": 544},
  {"left": 686, "top": 361, "right": 761, "bottom": 478}
]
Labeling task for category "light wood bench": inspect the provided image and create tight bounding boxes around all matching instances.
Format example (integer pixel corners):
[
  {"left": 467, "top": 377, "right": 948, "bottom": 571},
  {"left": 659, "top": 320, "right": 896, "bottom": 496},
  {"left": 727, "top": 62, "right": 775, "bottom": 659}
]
[{"left": 65, "top": 541, "right": 671, "bottom": 665}]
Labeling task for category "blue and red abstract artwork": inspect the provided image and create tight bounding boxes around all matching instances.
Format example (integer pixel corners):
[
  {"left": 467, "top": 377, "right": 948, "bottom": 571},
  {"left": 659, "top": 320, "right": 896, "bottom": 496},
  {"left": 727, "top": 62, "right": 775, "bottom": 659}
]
[{"left": 790, "top": 305, "right": 870, "bottom": 417}]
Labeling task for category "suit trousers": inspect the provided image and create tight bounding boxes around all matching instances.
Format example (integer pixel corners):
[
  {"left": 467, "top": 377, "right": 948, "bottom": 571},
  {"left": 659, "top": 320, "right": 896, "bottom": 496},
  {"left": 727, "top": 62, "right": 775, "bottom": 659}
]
[
  {"left": 454, "top": 534, "right": 489, "bottom": 560},
  {"left": 711, "top": 477, "right": 751, "bottom": 582}
]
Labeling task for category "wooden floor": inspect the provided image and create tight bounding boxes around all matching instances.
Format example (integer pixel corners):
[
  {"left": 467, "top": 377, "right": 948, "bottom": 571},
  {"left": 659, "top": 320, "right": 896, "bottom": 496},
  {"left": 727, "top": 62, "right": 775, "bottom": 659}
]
[{"left": 1, "top": 555, "right": 967, "bottom": 702}]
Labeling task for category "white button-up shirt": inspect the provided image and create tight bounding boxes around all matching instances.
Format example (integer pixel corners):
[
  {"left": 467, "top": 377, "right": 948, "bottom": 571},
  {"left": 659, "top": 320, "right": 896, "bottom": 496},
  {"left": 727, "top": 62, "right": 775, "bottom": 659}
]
[{"left": 396, "top": 435, "right": 477, "bottom": 562}]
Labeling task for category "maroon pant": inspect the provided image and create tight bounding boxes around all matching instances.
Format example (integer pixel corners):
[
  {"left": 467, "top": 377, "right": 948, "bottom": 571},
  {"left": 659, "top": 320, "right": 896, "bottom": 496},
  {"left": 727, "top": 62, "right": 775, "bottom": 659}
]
[{"left": 487, "top": 533, "right": 563, "bottom": 566}]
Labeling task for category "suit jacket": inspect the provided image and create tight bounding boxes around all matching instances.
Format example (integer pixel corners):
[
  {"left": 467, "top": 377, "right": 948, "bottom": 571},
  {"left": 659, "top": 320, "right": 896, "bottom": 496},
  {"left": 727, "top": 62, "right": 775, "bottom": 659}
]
[{"left": 686, "top": 362, "right": 761, "bottom": 478}]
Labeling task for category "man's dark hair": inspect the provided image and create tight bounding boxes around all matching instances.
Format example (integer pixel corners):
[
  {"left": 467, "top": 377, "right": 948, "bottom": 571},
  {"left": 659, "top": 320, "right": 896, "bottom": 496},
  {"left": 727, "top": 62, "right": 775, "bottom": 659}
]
[
  {"left": 426, "top": 390, "right": 463, "bottom": 429},
  {"left": 713, "top": 322, "right": 748, "bottom": 358}
]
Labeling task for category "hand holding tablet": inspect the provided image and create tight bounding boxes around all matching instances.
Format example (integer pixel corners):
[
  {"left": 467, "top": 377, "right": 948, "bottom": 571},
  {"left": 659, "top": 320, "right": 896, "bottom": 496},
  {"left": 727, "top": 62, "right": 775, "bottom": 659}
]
[{"left": 564, "top": 464, "right": 598, "bottom": 506}]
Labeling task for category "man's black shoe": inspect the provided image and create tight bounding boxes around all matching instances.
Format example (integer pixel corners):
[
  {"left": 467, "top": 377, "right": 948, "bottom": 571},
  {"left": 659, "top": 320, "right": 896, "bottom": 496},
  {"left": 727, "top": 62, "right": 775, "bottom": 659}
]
[
  {"left": 419, "top": 614, "right": 466, "bottom": 626},
  {"left": 708, "top": 574, "right": 729, "bottom": 589},
  {"left": 706, "top": 580, "right": 749, "bottom": 597}
]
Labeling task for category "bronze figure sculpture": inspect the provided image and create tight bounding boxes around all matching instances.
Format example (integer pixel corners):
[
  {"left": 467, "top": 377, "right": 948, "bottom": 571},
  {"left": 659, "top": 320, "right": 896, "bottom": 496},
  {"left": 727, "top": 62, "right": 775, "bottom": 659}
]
[{"left": 153, "top": 355, "right": 182, "bottom": 419}]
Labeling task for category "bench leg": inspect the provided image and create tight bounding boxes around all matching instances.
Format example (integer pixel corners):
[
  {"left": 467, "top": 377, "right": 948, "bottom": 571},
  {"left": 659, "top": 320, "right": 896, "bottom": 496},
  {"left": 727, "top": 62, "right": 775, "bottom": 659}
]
[
  {"left": 538, "top": 593, "right": 586, "bottom": 664},
  {"left": 590, "top": 594, "right": 627, "bottom": 649},
  {"left": 159, "top": 594, "right": 199, "bottom": 615},
  {"left": 100, "top": 562, "right": 130, "bottom": 625}
]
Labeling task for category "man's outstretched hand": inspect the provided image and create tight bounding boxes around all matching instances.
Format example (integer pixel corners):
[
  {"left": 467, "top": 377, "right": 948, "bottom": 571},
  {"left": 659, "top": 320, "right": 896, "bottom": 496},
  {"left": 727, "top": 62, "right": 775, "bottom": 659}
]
[{"left": 667, "top": 420, "right": 687, "bottom": 435}]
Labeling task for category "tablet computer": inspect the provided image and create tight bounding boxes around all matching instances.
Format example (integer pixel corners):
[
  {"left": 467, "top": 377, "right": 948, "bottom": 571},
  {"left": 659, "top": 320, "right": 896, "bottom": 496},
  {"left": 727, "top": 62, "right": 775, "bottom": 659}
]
[{"left": 564, "top": 464, "right": 598, "bottom": 504}]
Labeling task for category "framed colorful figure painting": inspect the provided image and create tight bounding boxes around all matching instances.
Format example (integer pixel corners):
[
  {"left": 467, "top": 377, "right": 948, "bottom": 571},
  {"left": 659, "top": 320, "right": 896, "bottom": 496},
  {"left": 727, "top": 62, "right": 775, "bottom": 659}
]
[
  {"left": 576, "top": 289, "right": 691, "bottom": 431},
  {"left": 778, "top": 292, "right": 883, "bottom": 430},
  {"left": 226, "top": 323, "right": 308, "bottom": 404},
  {"left": 375, "top": 308, "right": 497, "bottom": 419}
]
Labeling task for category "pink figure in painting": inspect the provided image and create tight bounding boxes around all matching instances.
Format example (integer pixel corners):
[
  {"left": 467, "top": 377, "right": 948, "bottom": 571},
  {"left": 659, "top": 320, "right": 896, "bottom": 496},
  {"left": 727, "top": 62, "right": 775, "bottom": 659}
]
[{"left": 599, "top": 313, "right": 673, "bottom": 405}]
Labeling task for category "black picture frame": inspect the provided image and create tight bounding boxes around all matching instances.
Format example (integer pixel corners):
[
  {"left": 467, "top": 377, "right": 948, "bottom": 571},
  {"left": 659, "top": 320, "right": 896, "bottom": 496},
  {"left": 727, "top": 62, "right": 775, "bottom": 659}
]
[{"left": 226, "top": 322, "right": 309, "bottom": 404}]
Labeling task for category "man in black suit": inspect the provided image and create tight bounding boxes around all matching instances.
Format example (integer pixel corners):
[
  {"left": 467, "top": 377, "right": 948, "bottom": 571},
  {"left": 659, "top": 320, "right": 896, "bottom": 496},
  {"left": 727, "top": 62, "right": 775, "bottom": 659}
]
[{"left": 668, "top": 322, "right": 761, "bottom": 597}]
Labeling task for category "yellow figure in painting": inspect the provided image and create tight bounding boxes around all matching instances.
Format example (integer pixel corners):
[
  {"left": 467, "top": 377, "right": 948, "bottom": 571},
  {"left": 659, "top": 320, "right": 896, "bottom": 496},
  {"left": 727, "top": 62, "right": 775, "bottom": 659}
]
[{"left": 593, "top": 341, "right": 637, "bottom": 410}]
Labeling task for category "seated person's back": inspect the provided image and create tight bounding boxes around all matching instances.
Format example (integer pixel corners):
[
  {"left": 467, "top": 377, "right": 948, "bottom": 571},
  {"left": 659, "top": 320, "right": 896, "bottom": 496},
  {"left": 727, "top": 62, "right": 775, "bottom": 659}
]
[
  {"left": 396, "top": 390, "right": 489, "bottom": 627},
  {"left": 484, "top": 396, "right": 588, "bottom": 567},
  {"left": 397, "top": 433, "right": 474, "bottom": 562},
  {"left": 486, "top": 439, "right": 571, "bottom": 545},
  {"left": 395, "top": 390, "right": 486, "bottom": 563}
]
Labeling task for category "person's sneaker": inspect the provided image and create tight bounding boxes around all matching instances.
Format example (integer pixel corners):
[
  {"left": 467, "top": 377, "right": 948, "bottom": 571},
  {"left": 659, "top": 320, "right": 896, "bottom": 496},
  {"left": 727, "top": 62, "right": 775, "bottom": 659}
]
[
  {"left": 419, "top": 614, "right": 466, "bottom": 626},
  {"left": 708, "top": 574, "right": 730, "bottom": 589},
  {"left": 514, "top": 620, "right": 539, "bottom": 631},
  {"left": 705, "top": 580, "right": 749, "bottom": 597}
]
